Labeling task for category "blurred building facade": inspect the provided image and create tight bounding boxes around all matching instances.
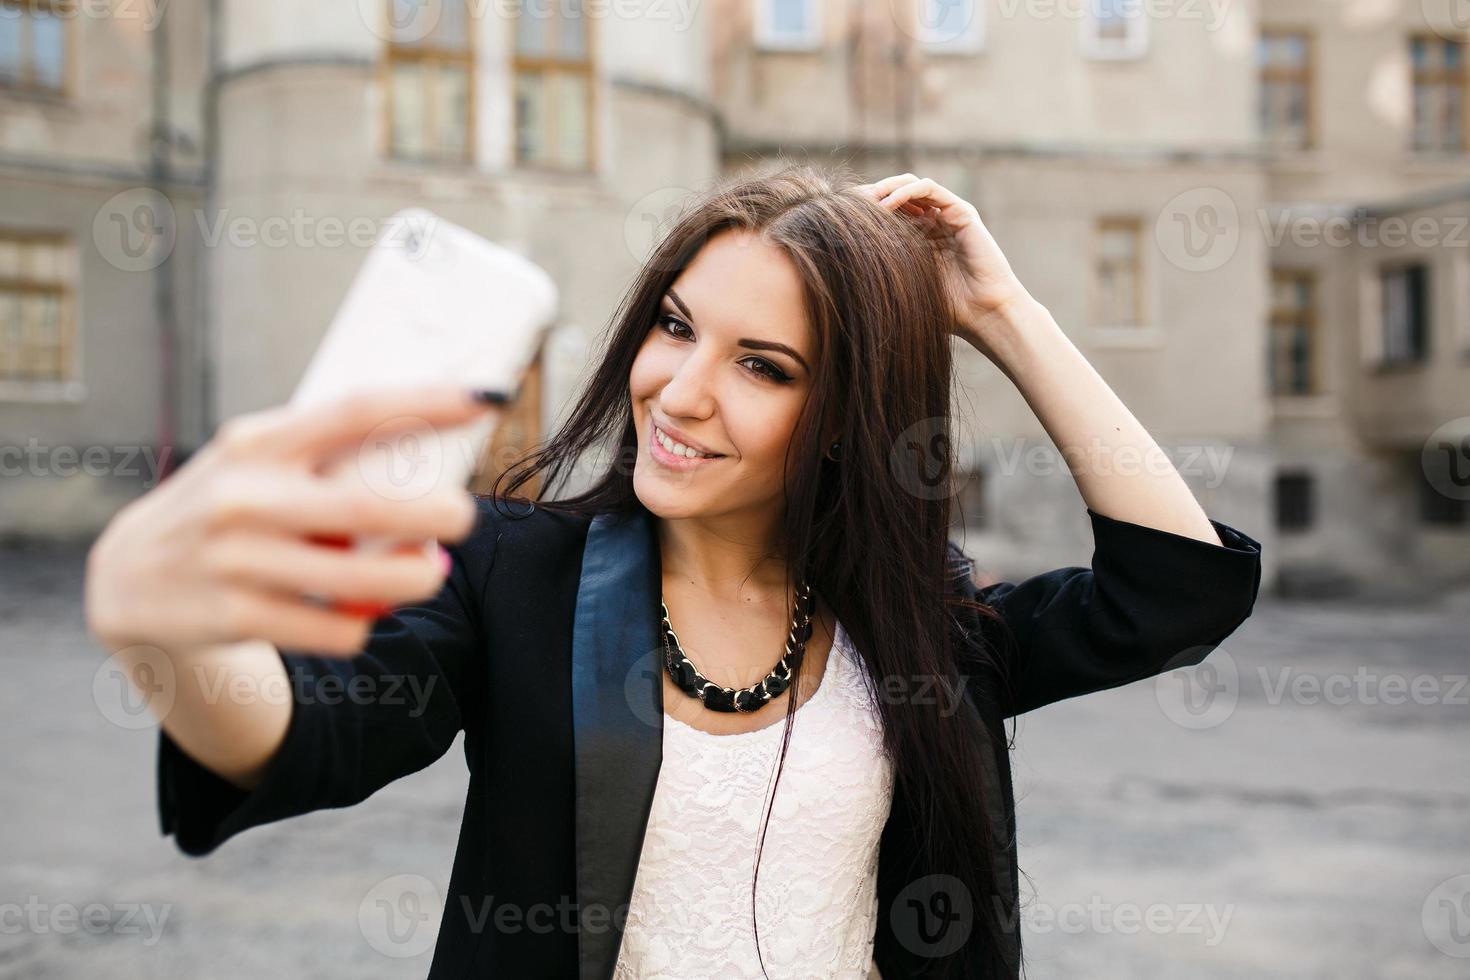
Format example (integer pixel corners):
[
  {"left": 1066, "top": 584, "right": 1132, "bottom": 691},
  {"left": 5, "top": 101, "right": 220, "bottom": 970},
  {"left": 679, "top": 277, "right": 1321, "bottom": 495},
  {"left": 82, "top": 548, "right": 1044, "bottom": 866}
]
[{"left": 2, "top": 0, "right": 1468, "bottom": 592}]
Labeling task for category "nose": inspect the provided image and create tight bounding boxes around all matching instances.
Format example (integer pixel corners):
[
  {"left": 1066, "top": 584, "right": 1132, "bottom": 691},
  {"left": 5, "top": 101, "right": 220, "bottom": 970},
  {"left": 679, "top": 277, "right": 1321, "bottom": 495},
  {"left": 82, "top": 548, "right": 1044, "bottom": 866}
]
[{"left": 658, "top": 348, "right": 718, "bottom": 421}]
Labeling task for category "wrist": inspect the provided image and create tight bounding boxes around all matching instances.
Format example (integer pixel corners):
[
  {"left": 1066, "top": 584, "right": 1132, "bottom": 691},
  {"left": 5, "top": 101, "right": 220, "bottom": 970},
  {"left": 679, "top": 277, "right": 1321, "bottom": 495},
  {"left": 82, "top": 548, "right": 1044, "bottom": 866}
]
[{"left": 959, "top": 292, "right": 1064, "bottom": 372}]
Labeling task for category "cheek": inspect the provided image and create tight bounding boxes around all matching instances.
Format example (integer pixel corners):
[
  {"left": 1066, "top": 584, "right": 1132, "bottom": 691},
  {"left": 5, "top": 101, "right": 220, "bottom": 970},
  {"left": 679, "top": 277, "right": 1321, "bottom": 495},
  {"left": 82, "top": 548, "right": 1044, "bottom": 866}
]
[
  {"left": 626, "top": 333, "right": 655, "bottom": 393},
  {"left": 725, "top": 397, "right": 802, "bottom": 469}
]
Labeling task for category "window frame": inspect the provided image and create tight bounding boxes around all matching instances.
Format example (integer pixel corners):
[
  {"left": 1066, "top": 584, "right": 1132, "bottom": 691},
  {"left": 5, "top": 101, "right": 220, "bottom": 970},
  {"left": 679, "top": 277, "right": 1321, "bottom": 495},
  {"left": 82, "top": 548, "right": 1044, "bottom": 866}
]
[
  {"left": 1409, "top": 32, "right": 1469, "bottom": 154},
  {"left": 380, "top": 0, "right": 477, "bottom": 165},
  {"left": 1080, "top": 0, "right": 1149, "bottom": 61},
  {"left": 510, "top": 1, "right": 597, "bottom": 173},
  {"left": 1092, "top": 215, "right": 1147, "bottom": 330},
  {"left": 1376, "top": 261, "right": 1431, "bottom": 369},
  {"left": 1258, "top": 28, "right": 1315, "bottom": 151},
  {"left": 1274, "top": 470, "right": 1315, "bottom": 533},
  {"left": 1456, "top": 248, "right": 1470, "bottom": 359},
  {"left": 0, "top": 0, "right": 74, "bottom": 99},
  {"left": 0, "top": 228, "right": 80, "bottom": 399},
  {"left": 754, "top": 0, "right": 822, "bottom": 52},
  {"left": 1269, "top": 267, "right": 1320, "bottom": 397}
]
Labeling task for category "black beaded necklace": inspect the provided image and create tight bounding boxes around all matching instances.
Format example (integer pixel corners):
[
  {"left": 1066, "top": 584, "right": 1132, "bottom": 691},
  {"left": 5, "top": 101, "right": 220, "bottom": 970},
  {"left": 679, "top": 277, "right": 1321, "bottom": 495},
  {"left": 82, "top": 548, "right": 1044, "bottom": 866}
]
[{"left": 660, "top": 581, "right": 816, "bottom": 713}]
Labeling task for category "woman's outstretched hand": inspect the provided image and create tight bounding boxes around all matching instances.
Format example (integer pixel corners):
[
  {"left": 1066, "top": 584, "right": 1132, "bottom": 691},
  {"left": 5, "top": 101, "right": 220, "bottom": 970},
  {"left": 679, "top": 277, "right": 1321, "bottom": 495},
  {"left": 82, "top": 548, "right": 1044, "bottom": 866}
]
[
  {"left": 84, "top": 384, "right": 502, "bottom": 658},
  {"left": 854, "top": 173, "right": 1035, "bottom": 362}
]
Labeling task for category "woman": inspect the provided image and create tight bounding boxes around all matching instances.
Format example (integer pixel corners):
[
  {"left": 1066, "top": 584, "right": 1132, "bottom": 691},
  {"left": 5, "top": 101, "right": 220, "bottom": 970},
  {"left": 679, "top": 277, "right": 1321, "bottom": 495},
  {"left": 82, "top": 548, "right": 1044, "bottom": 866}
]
[{"left": 85, "top": 165, "right": 1263, "bottom": 979}]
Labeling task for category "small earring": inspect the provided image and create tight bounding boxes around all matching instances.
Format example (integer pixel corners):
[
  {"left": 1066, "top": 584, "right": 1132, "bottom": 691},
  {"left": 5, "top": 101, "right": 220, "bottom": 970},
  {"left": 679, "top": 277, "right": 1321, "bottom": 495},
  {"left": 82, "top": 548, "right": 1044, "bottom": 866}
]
[{"left": 825, "top": 440, "right": 842, "bottom": 462}]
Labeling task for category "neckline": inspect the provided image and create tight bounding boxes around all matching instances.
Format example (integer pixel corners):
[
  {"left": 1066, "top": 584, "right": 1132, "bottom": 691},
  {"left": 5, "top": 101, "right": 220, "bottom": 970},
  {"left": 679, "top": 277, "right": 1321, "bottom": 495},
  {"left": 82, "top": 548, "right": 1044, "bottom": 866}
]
[{"left": 663, "top": 620, "right": 848, "bottom": 741}]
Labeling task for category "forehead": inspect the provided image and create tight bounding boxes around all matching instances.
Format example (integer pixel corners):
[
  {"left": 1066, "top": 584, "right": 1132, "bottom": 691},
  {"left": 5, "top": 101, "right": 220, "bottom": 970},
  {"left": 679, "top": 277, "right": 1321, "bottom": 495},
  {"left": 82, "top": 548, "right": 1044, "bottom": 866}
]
[{"left": 671, "top": 228, "right": 811, "bottom": 347}]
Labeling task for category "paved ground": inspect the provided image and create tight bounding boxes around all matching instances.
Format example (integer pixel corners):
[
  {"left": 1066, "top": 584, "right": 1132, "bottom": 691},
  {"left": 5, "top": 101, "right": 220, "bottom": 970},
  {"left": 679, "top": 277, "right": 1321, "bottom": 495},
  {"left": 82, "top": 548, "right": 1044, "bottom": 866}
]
[{"left": 2, "top": 542, "right": 1467, "bottom": 979}]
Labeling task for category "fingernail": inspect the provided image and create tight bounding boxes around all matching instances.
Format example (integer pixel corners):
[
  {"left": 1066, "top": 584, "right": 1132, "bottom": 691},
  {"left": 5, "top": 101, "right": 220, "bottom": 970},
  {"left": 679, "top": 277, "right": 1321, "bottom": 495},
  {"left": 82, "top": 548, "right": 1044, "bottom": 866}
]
[
  {"left": 307, "top": 532, "right": 353, "bottom": 549},
  {"left": 469, "top": 387, "right": 512, "bottom": 405},
  {"left": 335, "top": 598, "right": 393, "bottom": 619}
]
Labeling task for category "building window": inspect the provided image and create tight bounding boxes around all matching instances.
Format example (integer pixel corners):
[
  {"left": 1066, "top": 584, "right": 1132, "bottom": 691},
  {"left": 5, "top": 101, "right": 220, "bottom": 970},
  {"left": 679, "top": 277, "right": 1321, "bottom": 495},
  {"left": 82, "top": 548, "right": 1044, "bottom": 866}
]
[
  {"left": 513, "top": 0, "right": 593, "bottom": 171},
  {"left": 1094, "top": 217, "right": 1144, "bottom": 328},
  {"left": 1259, "top": 30, "right": 1313, "bottom": 150},
  {"left": 1411, "top": 35, "right": 1467, "bottom": 152},
  {"left": 0, "top": 0, "right": 68, "bottom": 94},
  {"left": 1082, "top": 0, "right": 1147, "bottom": 60},
  {"left": 0, "top": 231, "right": 75, "bottom": 383},
  {"left": 1275, "top": 471, "right": 1314, "bottom": 532},
  {"left": 917, "top": 0, "right": 983, "bottom": 53},
  {"left": 755, "top": 0, "right": 820, "bottom": 51},
  {"left": 385, "top": 0, "right": 474, "bottom": 163},
  {"left": 1269, "top": 269, "right": 1318, "bottom": 395},
  {"left": 1380, "top": 264, "right": 1430, "bottom": 366}
]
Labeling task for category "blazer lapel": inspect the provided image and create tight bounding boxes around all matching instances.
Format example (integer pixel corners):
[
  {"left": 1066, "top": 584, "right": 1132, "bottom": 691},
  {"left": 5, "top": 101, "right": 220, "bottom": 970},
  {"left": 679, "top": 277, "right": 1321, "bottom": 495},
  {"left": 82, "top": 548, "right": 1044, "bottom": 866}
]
[{"left": 571, "top": 506, "right": 665, "bottom": 980}]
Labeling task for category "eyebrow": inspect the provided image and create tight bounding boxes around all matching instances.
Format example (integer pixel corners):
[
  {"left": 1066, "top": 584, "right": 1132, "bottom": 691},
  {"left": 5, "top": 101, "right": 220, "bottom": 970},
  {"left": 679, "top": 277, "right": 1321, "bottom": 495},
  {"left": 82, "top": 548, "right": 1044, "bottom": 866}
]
[{"left": 665, "top": 288, "right": 810, "bottom": 374}]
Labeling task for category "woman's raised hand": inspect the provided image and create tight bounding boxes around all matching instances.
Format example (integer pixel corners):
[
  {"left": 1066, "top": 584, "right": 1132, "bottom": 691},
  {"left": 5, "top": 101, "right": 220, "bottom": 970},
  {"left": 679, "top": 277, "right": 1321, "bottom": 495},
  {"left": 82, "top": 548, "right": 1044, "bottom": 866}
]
[
  {"left": 854, "top": 173, "right": 1034, "bottom": 359},
  {"left": 84, "top": 384, "right": 502, "bottom": 658}
]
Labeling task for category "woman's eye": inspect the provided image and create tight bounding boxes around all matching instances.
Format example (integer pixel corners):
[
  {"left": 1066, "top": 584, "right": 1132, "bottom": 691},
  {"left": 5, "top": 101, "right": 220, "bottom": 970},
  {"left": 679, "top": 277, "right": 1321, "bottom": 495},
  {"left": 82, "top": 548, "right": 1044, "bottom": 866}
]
[
  {"left": 657, "top": 314, "right": 792, "bottom": 384},
  {"left": 741, "top": 358, "right": 790, "bottom": 383},
  {"left": 657, "top": 314, "right": 693, "bottom": 340}
]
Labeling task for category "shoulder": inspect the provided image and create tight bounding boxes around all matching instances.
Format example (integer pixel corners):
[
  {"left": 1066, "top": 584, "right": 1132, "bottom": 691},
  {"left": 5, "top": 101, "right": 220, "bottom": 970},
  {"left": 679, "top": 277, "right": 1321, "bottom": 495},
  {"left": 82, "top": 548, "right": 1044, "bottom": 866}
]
[
  {"left": 943, "top": 539, "right": 985, "bottom": 596},
  {"left": 470, "top": 494, "right": 593, "bottom": 545},
  {"left": 463, "top": 494, "right": 597, "bottom": 583}
]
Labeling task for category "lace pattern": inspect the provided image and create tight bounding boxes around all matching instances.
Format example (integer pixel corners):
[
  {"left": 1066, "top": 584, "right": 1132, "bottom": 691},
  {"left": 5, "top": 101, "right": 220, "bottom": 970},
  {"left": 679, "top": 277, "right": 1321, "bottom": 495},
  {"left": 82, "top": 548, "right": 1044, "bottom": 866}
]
[{"left": 613, "top": 621, "right": 897, "bottom": 979}]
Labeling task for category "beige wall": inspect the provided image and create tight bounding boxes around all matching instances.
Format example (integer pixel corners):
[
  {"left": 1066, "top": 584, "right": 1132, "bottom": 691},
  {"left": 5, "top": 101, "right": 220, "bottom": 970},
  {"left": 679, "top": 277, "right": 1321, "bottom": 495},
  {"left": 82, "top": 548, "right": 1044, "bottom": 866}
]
[{"left": 207, "top": 0, "right": 722, "bottom": 428}]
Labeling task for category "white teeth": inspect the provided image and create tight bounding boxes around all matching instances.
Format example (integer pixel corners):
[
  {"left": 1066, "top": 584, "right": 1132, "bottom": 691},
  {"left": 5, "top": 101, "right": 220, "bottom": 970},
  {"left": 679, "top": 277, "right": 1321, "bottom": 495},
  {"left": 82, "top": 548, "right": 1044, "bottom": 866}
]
[{"left": 656, "top": 425, "right": 718, "bottom": 459}]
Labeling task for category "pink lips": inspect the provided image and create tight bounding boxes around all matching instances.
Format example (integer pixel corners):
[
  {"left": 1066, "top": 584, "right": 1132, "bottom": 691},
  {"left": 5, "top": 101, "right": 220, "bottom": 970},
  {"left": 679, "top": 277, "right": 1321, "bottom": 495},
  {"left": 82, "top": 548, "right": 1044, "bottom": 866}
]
[{"left": 649, "top": 418, "right": 724, "bottom": 470}]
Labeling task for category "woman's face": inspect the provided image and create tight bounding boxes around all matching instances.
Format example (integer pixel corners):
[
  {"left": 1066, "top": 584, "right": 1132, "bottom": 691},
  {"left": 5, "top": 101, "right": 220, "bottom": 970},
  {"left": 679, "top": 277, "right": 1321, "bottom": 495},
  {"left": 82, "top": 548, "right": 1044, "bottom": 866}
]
[{"left": 629, "top": 227, "right": 817, "bottom": 522}]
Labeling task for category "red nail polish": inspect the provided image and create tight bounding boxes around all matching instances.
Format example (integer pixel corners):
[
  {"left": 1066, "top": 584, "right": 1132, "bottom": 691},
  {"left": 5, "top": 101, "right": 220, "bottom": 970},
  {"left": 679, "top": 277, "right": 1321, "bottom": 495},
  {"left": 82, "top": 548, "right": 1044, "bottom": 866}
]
[
  {"left": 307, "top": 533, "right": 353, "bottom": 550},
  {"left": 334, "top": 598, "right": 393, "bottom": 618}
]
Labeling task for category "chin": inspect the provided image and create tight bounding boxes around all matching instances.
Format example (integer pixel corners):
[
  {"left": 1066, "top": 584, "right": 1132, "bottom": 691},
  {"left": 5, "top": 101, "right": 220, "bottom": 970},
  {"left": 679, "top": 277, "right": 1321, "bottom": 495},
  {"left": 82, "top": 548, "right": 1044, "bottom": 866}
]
[{"left": 632, "top": 466, "right": 709, "bottom": 520}]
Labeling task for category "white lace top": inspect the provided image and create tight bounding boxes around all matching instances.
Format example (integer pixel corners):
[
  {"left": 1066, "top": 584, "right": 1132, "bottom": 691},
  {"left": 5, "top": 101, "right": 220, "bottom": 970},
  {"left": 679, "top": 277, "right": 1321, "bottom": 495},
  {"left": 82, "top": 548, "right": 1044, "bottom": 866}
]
[{"left": 612, "top": 620, "right": 896, "bottom": 980}]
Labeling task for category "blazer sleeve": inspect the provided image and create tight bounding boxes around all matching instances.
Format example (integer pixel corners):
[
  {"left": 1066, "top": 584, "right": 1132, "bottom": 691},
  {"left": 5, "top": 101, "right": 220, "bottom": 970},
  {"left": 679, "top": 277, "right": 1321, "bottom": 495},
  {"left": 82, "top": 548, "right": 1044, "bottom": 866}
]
[
  {"left": 156, "top": 521, "right": 496, "bottom": 857},
  {"left": 950, "top": 507, "right": 1263, "bottom": 719}
]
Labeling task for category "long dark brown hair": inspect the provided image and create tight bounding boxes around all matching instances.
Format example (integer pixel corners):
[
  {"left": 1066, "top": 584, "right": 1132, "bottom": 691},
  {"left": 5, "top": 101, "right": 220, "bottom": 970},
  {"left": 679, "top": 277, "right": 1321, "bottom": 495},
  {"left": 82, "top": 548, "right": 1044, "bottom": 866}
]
[{"left": 485, "top": 161, "right": 1025, "bottom": 977}]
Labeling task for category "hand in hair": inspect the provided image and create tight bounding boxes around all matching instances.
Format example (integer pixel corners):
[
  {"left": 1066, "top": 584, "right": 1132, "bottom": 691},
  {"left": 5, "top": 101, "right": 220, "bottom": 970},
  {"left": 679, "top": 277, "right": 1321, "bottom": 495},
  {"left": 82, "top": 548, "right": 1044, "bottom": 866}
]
[{"left": 855, "top": 173, "right": 1032, "bottom": 350}]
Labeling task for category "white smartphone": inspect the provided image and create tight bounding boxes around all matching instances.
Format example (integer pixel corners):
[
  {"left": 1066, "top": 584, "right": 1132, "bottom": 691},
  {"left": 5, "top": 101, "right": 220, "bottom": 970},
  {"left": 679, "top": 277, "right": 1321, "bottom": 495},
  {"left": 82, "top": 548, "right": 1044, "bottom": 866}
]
[{"left": 288, "top": 209, "right": 557, "bottom": 577}]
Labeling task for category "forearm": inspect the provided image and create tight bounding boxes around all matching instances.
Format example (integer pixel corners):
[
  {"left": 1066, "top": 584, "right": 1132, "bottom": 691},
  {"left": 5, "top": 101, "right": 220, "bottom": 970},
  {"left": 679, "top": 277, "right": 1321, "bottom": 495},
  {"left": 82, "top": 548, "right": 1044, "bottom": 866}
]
[
  {"left": 964, "top": 295, "right": 1221, "bottom": 546},
  {"left": 114, "top": 638, "right": 293, "bottom": 791}
]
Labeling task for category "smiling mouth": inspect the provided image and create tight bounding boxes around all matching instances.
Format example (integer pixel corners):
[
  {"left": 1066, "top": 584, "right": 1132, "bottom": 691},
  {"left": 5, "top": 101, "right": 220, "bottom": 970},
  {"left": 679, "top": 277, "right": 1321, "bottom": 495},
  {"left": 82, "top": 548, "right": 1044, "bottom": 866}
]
[{"left": 651, "top": 421, "right": 725, "bottom": 462}]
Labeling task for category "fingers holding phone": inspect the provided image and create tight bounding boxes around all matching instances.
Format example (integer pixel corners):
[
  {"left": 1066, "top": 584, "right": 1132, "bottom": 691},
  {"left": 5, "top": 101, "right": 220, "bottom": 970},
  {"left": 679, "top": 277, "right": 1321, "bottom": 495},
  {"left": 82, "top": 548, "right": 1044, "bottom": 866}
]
[
  {"left": 86, "top": 211, "right": 554, "bottom": 659},
  {"left": 84, "top": 384, "right": 506, "bottom": 658}
]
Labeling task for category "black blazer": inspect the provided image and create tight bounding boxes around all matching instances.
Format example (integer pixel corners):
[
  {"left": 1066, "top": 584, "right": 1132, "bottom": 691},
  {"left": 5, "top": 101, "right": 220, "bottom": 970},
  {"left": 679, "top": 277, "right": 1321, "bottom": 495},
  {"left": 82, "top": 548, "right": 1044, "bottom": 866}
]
[{"left": 157, "top": 498, "right": 1263, "bottom": 979}]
